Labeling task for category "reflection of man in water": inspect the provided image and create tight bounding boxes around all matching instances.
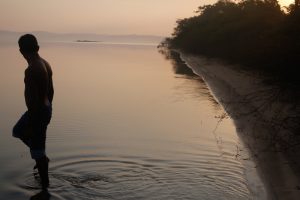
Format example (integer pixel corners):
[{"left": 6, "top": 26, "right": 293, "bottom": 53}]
[{"left": 13, "top": 34, "right": 54, "bottom": 189}]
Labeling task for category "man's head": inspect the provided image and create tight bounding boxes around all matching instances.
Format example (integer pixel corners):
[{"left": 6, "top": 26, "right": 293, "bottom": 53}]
[{"left": 18, "top": 34, "right": 39, "bottom": 55}]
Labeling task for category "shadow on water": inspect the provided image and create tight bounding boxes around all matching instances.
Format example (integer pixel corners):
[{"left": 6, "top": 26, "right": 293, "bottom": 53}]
[
  {"left": 161, "top": 48, "right": 220, "bottom": 110},
  {"left": 30, "top": 190, "right": 51, "bottom": 200}
]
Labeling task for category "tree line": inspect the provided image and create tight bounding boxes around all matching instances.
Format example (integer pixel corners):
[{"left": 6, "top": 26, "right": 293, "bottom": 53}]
[{"left": 161, "top": 0, "right": 300, "bottom": 84}]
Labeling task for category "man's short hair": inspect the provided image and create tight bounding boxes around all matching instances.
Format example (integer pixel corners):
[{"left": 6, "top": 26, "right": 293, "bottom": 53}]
[{"left": 18, "top": 34, "right": 39, "bottom": 53}]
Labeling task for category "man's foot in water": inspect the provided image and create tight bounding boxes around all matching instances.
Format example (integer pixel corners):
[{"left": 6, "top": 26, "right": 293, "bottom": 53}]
[{"left": 36, "top": 156, "right": 50, "bottom": 189}]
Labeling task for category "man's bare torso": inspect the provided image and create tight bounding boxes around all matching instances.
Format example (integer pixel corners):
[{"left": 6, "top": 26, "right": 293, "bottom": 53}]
[{"left": 24, "top": 57, "right": 54, "bottom": 112}]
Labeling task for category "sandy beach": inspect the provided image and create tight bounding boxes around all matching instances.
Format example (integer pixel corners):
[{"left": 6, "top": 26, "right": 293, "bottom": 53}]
[{"left": 179, "top": 52, "right": 300, "bottom": 200}]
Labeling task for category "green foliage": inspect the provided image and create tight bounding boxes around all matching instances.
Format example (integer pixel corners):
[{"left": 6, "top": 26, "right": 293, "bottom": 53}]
[{"left": 163, "top": 0, "right": 300, "bottom": 82}]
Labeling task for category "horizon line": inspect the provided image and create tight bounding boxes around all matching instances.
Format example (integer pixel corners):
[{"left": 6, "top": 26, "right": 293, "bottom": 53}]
[{"left": 0, "top": 29, "right": 166, "bottom": 38}]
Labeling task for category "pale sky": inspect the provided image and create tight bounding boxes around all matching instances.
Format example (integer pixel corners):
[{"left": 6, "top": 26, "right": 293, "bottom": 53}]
[{"left": 0, "top": 0, "right": 294, "bottom": 36}]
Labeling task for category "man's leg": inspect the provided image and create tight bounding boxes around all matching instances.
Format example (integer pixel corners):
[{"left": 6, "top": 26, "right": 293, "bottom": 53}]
[
  {"left": 31, "top": 131, "right": 49, "bottom": 190},
  {"left": 31, "top": 106, "right": 52, "bottom": 189},
  {"left": 35, "top": 155, "right": 49, "bottom": 189},
  {"left": 13, "top": 112, "right": 49, "bottom": 189}
]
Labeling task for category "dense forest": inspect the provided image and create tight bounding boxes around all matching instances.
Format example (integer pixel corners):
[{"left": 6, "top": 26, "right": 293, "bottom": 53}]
[{"left": 161, "top": 0, "right": 300, "bottom": 84}]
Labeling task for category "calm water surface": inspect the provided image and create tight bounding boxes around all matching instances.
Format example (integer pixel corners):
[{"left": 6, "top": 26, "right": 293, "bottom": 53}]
[{"left": 1, "top": 41, "right": 255, "bottom": 199}]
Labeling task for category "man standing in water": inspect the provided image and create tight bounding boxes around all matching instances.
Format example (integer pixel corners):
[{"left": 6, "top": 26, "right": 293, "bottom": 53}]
[{"left": 13, "top": 34, "right": 54, "bottom": 189}]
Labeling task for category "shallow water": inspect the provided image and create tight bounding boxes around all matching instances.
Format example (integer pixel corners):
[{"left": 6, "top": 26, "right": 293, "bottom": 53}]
[{"left": 1, "top": 41, "right": 257, "bottom": 199}]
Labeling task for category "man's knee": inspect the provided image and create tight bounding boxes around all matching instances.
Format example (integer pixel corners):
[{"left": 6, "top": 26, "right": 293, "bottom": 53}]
[
  {"left": 13, "top": 112, "right": 29, "bottom": 138},
  {"left": 12, "top": 124, "right": 20, "bottom": 138}
]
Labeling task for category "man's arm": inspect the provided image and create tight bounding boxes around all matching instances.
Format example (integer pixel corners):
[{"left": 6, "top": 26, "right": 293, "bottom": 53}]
[
  {"left": 47, "top": 68, "right": 54, "bottom": 103},
  {"left": 44, "top": 60, "right": 54, "bottom": 103},
  {"left": 24, "top": 68, "right": 40, "bottom": 116}
]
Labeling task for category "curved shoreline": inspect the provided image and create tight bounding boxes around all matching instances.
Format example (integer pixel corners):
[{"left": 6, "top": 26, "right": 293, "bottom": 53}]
[{"left": 178, "top": 52, "right": 300, "bottom": 200}]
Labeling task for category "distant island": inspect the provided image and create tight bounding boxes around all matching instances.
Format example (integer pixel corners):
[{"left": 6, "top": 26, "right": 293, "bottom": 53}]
[
  {"left": 0, "top": 30, "right": 164, "bottom": 45},
  {"left": 75, "top": 40, "right": 102, "bottom": 43}
]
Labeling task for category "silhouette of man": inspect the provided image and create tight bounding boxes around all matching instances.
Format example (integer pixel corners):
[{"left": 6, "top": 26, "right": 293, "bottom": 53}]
[{"left": 13, "top": 34, "right": 54, "bottom": 189}]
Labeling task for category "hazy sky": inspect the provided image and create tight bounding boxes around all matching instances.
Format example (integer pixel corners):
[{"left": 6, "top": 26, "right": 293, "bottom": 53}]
[{"left": 0, "top": 0, "right": 294, "bottom": 36}]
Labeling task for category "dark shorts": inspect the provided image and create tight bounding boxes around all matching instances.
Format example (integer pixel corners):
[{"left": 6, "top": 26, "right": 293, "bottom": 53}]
[{"left": 13, "top": 105, "right": 52, "bottom": 159}]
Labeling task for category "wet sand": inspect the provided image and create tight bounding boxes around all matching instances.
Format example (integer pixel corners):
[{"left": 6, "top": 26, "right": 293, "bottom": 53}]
[{"left": 179, "top": 52, "right": 300, "bottom": 200}]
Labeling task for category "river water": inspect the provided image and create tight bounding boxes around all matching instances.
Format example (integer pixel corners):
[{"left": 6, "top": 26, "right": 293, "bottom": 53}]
[{"left": 0, "top": 41, "right": 263, "bottom": 199}]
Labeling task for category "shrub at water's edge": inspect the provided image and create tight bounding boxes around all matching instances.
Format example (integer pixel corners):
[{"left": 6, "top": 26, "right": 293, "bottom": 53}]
[{"left": 160, "top": 0, "right": 300, "bottom": 84}]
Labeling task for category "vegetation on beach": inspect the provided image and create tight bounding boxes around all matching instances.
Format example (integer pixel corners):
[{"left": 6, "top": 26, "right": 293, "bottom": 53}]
[
  {"left": 160, "top": 0, "right": 300, "bottom": 83},
  {"left": 159, "top": 0, "right": 300, "bottom": 151}
]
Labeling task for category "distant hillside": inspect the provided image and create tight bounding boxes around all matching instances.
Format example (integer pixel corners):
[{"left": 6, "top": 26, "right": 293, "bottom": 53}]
[{"left": 0, "top": 30, "right": 164, "bottom": 44}]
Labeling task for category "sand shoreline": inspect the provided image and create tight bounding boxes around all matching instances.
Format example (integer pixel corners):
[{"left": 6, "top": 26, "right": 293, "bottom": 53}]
[{"left": 178, "top": 52, "right": 300, "bottom": 200}]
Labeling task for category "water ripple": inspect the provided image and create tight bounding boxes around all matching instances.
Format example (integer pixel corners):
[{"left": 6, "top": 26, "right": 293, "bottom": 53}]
[{"left": 13, "top": 155, "right": 251, "bottom": 200}]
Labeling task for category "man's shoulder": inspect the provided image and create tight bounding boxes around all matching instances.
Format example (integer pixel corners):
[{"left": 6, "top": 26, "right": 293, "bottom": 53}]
[
  {"left": 28, "top": 59, "right": 46, "bottom": 73},
  {"left": 25, "top": 65, "right": 37, "bottom": 74},
  {"left": 25, "top": 58, "right": 52, "bottom": 78},
  {"left": 41, "top": 58, "right": 50, "bottom": 66},
  {"left": 25, "top": 63, "right": 42, "bottom": 79},
  {"left": 24, "top": 66, "right": 33, "bottom": 75},
  {"left": 24, "top": 67, "right": 37, "bottom": 82}
]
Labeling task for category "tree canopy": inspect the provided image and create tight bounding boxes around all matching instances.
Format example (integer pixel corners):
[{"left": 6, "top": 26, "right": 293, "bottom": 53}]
[{"left": 162, "top": 0, "right": 300, "bottom": 82}]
